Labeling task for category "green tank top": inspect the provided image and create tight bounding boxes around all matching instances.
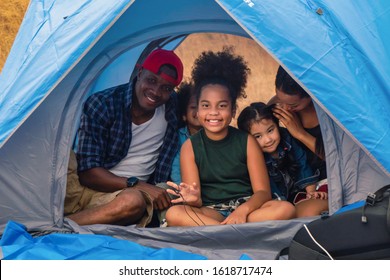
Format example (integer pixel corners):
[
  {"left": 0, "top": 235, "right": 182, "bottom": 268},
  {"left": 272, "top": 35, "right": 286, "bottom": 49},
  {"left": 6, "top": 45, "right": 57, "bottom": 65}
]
[{"left": 190, "top": 126, "right": 253, "bottom": 206}]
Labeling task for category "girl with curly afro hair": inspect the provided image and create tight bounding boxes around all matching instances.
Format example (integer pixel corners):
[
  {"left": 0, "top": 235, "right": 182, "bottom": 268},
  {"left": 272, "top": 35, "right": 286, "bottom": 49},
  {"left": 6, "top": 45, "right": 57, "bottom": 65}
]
[{"left": 165, "top": 47, "right": 295, "bottom": 226}]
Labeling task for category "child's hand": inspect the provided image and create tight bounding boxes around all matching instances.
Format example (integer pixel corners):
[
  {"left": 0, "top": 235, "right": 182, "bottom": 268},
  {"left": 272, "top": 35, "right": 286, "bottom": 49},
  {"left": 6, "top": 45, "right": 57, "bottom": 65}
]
[
  {"left": 307, "top": 191, "right": 328, "bottom": 200},
  {"left": 220, "top": 207, "right": 248, "bottom": 225},
  {"left": 166, "top": 181, "right": 181, "bottom": 197},
  {"left": 166, "top": 181, "right": 200, "bottom": 205}
]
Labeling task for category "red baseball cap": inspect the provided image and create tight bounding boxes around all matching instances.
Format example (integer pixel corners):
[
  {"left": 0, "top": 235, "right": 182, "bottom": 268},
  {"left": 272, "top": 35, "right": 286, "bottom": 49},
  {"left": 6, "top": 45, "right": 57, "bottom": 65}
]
[{"left": 141, "top": 49, "right": 183, "bottom": 86}]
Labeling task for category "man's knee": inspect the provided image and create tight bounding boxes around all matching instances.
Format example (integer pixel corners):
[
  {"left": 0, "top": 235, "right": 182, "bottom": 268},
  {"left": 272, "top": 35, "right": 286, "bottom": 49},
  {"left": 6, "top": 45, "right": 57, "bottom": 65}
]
[{"left": 114, "top": 189, "right": 147, "bottom": 218}]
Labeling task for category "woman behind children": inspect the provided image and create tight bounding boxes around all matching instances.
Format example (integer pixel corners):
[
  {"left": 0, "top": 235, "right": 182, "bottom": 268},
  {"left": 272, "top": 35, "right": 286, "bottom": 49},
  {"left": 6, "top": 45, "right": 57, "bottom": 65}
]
[
  {"left": 269, "top": 67, "right": 328, "bottom": 217},
  {"left": 170, "top": 81, "right": 202, "bottom": 184},
  {"left": 237, "top": 102, "right": 328, "bottom": 217},
  {"left": 270, "top": 66, "right": 326, "bottom": 182},
  {"left": 165, "top": 47, "right": 295, "bottom": 226}
]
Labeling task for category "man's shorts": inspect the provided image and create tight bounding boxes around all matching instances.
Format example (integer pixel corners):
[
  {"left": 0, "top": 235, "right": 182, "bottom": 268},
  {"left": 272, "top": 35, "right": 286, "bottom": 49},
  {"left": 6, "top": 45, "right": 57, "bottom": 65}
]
[{"left": 64, "top": 150, "right": 153, "bottom": 227}]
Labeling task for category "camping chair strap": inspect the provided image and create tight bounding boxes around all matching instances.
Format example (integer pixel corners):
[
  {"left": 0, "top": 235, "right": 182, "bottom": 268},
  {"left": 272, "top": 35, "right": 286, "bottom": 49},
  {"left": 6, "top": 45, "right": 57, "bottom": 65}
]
[{"left": 361, "top": 184, "right": 390, "bottom": 224}]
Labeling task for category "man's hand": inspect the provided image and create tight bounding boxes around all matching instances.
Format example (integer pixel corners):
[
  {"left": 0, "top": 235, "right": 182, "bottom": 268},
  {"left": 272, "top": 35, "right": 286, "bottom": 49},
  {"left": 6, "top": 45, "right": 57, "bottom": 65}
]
[{"left": 134, "top": 181, "right": 172, "bottom": 210}]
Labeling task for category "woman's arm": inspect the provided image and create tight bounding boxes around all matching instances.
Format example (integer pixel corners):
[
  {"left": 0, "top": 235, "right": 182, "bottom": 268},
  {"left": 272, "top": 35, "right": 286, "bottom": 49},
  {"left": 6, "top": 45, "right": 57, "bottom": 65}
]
[{"left": 272, "top": 106, "right": 320, "bottom": 158}]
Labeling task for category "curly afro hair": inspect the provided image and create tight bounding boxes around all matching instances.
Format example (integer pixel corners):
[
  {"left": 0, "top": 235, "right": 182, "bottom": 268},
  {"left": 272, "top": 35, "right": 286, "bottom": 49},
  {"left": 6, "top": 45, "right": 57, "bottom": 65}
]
[{"left": 191, "top": 46, "right": 250, "bottom": 107}]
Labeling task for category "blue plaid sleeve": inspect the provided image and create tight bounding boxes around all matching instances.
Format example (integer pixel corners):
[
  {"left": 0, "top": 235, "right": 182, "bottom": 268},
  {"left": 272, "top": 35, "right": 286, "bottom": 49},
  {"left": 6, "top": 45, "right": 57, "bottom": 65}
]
[{"left": 77, "top": 94, "right": 112, "bottom": 172}]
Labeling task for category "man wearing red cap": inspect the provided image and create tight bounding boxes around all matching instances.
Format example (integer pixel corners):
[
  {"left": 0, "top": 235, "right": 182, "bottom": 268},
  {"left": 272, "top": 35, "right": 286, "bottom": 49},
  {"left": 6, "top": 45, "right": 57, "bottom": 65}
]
[{"left": 65, "top": 49, "right": 183, "bottom": 227}]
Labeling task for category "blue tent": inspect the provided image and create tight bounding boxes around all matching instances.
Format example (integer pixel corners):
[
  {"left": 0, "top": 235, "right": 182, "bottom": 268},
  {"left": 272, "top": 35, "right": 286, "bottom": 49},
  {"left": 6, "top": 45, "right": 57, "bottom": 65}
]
[{"left": 0, "top": 0, "right": 389, "bottom": 259}]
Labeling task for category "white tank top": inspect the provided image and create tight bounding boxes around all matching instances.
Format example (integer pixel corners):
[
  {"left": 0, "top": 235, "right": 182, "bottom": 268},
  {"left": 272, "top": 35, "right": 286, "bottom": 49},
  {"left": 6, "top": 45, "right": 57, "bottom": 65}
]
[{"left": 109, "top": 105, "right": 167, "bottom": 181}]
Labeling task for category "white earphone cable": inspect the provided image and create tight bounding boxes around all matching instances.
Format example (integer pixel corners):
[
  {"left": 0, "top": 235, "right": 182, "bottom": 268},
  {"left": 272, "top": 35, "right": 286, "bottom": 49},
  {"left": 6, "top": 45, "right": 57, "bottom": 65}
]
[{"left": 303, "top": 224, "right": 334, "bottom": 260}]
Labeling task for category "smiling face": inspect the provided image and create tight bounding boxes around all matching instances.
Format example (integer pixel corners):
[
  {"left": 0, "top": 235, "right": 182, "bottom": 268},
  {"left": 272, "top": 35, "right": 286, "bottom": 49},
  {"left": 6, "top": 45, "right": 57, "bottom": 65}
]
[
  {"left": 197, "top": 84, "right": 233, "bottom": 140},
  {"left": 275, "top": 89, "right": 312, "bottom": 113},
  {"left": 134, "top": 68, "right": 175, "bottom": 112},
  {"left": 183, "top": 94, "right": 202, "bottom": 135},
  {"left": 249, "top": 118, "right": 281, "bottom": 156}
]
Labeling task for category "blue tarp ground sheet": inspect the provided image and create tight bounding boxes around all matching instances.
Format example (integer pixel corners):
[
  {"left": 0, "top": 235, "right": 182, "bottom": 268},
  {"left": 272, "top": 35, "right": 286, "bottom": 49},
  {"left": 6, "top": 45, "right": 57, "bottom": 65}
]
[{"left": 0, "top": 221, "right": 208, "bottom": 260}]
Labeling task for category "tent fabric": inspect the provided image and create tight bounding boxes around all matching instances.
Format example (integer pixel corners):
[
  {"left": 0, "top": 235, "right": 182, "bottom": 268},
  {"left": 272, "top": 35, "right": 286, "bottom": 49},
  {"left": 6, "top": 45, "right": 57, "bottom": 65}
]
[
  {"left": 316, "top": 104, "right": 390, "bottom": 211},
  {"left": 0, "top": 221, "right": 207, "bottom": 260},
  {"left": 0, "top": 0, "right": 132, "bottom": 147},
  {"left": 1, "top": 0, "right": 390, "bottom": 259},
  {"left": 63, "top": 217, "right": 312, "bottom": 260},
  {"left": 218, "top": 0, "right": 390, "bottom": 176},
  {"left": 0, "top": 0, "right": 250, "bottom": 234}
]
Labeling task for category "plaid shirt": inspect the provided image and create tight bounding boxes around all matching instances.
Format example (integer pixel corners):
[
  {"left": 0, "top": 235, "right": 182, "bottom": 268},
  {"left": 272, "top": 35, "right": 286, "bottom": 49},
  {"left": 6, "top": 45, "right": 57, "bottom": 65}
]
[{"left": 77, "top": 81, "right": 179, "bottom": 184}]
